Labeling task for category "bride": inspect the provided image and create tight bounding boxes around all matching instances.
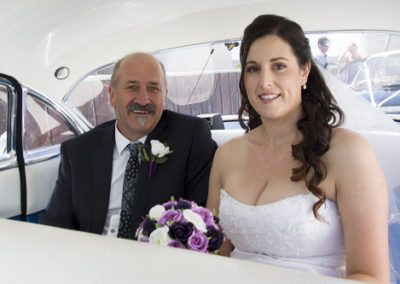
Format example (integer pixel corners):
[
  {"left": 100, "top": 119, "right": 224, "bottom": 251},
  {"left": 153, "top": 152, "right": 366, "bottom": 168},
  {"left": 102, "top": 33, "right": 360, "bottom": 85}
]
[{"left": 206, "top": 14, "right": 390, "bottom": 283}]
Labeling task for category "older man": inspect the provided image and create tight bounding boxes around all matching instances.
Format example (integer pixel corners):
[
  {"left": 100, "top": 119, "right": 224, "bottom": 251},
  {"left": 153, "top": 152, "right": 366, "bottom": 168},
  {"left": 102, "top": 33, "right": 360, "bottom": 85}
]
[{"left": 40, "top": 53, "right": 217, "bottom": 239}]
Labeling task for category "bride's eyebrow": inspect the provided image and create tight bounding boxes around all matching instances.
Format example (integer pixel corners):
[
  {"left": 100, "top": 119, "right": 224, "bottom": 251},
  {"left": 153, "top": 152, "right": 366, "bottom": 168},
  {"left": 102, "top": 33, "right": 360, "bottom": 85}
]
[
  {"left": 270, "top": 57, "right": 289, "bottom": 62},
  {"left": 245, "top": 57, "right": 289, "bottom": 66},
  {"left": 245, "top": 60, "right": 258, "bottom": 66}
]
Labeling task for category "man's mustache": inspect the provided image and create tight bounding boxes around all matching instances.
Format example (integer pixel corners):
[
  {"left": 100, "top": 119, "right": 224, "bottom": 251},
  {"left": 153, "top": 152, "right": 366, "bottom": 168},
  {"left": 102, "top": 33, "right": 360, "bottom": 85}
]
[{"left": 126, "top": 102, "right": 156, "bottom": 114}]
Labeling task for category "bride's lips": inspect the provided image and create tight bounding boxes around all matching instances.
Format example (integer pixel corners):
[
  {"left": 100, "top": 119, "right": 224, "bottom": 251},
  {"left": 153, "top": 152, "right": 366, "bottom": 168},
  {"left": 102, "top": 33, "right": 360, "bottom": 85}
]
[{"left": 258, "top": 93, "right": 280, "bottom": 103}]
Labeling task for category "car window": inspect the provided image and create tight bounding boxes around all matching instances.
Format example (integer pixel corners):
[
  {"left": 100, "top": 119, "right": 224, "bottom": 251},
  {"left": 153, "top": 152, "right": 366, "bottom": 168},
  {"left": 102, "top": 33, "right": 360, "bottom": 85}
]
[
  {"left": 67, "top": 31, "right": 400, "bottom": 127},
  {"left": 156, "top": 42, "right": 241, "bottom": 118},
  {"left": 24, "top": 94, "right": 75, "bottom": 151},
  {"left": 0, "top": 85, "right": 8, "bottom": 155},
  {"left": 66, "top": 40, "right": 242, "bottom": 128},
  {"left": 66, "top": 74, "right": 115, "bottom": 128}
]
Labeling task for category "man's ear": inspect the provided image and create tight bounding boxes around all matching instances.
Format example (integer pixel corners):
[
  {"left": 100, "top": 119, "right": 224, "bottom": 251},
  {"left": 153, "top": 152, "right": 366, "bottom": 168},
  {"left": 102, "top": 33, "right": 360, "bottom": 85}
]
[{"left": 109, "top": 85, "right": 116, "bottom": 108}]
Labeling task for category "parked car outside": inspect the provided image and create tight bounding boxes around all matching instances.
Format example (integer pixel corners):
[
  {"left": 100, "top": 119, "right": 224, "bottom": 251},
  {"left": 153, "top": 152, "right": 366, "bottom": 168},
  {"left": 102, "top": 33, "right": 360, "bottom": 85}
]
[{"left": 348, "top": 50, "right": 400, "bottom": 122}]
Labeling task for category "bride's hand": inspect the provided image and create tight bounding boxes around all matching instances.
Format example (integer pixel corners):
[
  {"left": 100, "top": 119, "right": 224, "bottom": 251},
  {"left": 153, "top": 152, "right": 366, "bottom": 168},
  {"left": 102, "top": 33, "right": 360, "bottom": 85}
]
[{"left": 218, "top": 238, "right": 234, "bottom": 256}]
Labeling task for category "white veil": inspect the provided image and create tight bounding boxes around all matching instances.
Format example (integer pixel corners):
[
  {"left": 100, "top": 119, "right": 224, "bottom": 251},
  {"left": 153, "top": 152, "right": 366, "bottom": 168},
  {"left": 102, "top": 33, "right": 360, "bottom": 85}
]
[{"left": 325, "top": 71, "right": 400, "bottom": 283}]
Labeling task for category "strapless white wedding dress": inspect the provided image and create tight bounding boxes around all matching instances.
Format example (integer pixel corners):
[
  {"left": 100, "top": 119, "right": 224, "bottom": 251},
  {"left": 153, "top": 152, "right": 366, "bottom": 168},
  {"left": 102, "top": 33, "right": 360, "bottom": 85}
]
[{"left": 219, "top": 189, "right": 345, "bottom": 277}]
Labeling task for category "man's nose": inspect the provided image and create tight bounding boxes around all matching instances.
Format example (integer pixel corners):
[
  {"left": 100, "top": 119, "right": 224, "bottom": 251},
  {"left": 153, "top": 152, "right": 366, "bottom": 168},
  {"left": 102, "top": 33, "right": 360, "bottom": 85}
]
[{"left": 135, "top": 88, "right": 151, "bottom": 104}]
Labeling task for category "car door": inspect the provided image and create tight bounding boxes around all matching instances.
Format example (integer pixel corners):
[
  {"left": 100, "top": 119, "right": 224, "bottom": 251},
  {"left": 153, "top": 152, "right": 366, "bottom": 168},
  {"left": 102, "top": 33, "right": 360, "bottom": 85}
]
[
  {"left": 0, "top": 73, "right": 80, "bottom": 221},
  {"left": 0, "top": 75, "right": 20, "bottom": 219}
]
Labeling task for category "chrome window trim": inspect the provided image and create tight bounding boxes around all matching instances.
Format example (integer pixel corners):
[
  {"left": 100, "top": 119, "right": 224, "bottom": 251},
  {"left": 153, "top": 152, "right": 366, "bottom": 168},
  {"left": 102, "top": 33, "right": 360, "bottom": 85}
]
[
  {"left": 0, "top": 78, "right": 17, "bottom": 162},
  {"left": 24, "top": 145, "right": 61, "bottom": 165}
]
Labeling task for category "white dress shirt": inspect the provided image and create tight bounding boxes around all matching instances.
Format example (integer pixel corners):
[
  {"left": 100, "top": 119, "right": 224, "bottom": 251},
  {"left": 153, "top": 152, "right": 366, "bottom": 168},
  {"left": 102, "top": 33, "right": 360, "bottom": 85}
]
[
  {"left": 102, "top": 122, "right": 147, "bottom": 236},
  {"left": 315, "top": 53, "right": 328, "bottom": 69}
]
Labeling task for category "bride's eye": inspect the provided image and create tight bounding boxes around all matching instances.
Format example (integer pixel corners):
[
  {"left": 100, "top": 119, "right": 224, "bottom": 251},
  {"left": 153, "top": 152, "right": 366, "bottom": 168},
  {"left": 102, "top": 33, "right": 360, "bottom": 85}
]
[
  {"left": 273, "top": 63, "right": 286, "bottom": 71},
  {"left": 245, "top": 65, "right": 259, "bottom": 73}
]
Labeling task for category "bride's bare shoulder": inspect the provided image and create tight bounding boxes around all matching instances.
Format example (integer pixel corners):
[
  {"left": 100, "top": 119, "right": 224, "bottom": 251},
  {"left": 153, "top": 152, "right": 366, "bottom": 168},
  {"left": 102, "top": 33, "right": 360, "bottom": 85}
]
[
  {"left": 327, "top": 127, "right": 376, "bottom": 167},
  {"left": 330, "top": 128, "right": 370, "bottom": 151}
]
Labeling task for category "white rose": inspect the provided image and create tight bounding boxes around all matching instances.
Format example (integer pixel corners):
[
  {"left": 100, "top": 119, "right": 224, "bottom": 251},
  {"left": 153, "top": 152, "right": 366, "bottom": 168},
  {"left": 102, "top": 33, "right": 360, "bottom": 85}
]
[
  {"left": 183, "top": 209, "right": 207, "bottom": 233},
  {"left": 149, "top": 226, "right": 171, "bottom": 246},
  {"left": 150, "top": 140, "right": 171, "bottom": 158},
  {"left": 149, "top": 204, "right": 165, "bottom": 221}
]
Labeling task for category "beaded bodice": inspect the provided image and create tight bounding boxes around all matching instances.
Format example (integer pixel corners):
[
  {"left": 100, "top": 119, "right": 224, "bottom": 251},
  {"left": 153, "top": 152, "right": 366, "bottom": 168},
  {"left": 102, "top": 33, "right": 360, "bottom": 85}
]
[{"left": 219, "top": 189, "right": 345, "bottom": 277}]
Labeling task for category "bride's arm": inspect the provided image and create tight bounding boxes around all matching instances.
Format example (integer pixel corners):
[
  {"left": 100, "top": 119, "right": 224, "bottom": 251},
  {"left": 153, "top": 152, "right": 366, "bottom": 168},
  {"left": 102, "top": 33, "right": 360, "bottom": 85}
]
[
  {"left": 331, "top": 129, "right": 390, "bottom": 283},
  {"left": 206, "top": 147, "right": 223, "bottom": 212},
  {"left": 206, "top": 147, "right": 234, "bottom": 257}
]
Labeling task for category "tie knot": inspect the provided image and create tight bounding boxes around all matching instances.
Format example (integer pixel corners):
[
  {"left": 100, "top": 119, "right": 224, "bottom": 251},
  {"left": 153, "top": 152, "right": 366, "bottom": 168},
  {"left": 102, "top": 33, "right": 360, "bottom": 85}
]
[{"left": 127, "top": 142, "right": 142, "bottom": 155}]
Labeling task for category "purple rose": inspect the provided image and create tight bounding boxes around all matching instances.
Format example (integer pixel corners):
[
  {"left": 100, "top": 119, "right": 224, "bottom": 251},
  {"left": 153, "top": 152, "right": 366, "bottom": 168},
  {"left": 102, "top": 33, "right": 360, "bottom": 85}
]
[
  {"left": 168, "top": 222, "right": 194, "bottom": 244},
  {"left": 163, "top": 200, "right": 178, "bottom": 210},
  {"left": 192, "top": 207, "right": 214, "bottom": 226},
  {"left": 176, "top": 199, "right": 192, "bottom": 209},
  {"left": 158, "top": 209, "right": 183, "bottom": 226},
  {"left": 168, "top": 240, "right": 185, "bottom": 249},
  {"left": 139, "top": 237, "right": 150, "bottom": 243},
  {"left": 142, "top": 218, "right": 156, "bottom": 236},
  {"left": 206, "top": 226, "right": 224, "bottom": 252},
  {"left": 187, "top": 230, "right": 209, "bottom": 252}
]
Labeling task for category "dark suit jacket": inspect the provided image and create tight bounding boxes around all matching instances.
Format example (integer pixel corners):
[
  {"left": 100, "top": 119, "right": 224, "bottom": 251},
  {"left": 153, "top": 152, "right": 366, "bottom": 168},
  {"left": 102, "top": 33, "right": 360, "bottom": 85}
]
[{"left": 39, "top": 110, "right": 217, "bottom": 235}]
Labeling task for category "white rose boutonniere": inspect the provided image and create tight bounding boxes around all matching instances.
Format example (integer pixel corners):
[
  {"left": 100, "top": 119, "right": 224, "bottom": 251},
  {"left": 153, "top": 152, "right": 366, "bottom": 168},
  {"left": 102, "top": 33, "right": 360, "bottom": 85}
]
[
  {"left": 150, "top": 140, "right": 172, "bottom": 159},
  {"left": 138, "top": 140, "right": 173, "bottom": 179}
]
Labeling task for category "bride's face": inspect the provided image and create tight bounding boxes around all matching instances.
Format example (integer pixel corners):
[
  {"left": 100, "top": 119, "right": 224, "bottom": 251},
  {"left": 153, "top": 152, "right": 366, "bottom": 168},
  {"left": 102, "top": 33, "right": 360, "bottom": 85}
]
[{"left": 244, "top": 35, "right": 310, "bottom": 122}]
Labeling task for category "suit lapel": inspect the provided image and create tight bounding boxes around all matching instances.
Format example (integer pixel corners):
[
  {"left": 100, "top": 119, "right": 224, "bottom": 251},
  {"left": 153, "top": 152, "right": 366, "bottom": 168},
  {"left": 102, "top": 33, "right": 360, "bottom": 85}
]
[
  {"left": 91, "top": 123, "right": 115, "bottom": 233},
  {"left": 131, "top": 112, "right": 168, "bottom": 234}
]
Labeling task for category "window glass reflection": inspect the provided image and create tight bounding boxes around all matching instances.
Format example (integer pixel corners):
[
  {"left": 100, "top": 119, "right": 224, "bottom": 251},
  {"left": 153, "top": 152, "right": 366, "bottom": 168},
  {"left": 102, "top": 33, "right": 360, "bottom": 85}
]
[
  {"left": 67, "top": 75, "right": 115, "bottom": 127},
  {"left": 24, "top": 95, "right": 75, "bottom": 151}
]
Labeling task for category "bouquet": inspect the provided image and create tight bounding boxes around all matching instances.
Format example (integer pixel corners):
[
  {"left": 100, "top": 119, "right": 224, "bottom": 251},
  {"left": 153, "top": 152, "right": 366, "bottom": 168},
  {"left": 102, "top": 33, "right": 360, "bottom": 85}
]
[{"left": 135, "top": 198, "right": 224, "bottom": 254}]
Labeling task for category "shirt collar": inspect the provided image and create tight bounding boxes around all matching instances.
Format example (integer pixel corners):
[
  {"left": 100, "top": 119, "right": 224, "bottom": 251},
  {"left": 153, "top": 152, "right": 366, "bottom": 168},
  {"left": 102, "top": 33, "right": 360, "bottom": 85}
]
[{"left": 114, "top": 122, "right": 147, "bottom": 155}]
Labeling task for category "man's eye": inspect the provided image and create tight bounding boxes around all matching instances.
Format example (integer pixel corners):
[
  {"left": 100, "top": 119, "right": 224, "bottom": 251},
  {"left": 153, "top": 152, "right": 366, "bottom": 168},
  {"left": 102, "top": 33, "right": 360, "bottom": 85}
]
[
  {"left": 127, "top": 85, "right": 139, "bottom": 91},
  {"left": 148, "top": 86, "right": 160, "bottom": 92}
]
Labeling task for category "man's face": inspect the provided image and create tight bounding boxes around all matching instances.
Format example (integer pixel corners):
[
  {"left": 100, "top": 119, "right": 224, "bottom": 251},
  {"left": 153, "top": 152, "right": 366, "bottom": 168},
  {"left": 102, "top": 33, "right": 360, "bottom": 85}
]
[
  {"left": 318, "top": 43, "right": 329, "bottom": 54},
  {"left": 109, "top": 54, "right": 166, "bottom": 141}
]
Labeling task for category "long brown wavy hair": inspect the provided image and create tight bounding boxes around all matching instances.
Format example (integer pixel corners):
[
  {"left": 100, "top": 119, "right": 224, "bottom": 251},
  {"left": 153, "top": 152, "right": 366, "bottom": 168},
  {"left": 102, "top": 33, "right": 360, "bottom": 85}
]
[{"left": 238, "top": 15, "right": 344, "bottom": 219}]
